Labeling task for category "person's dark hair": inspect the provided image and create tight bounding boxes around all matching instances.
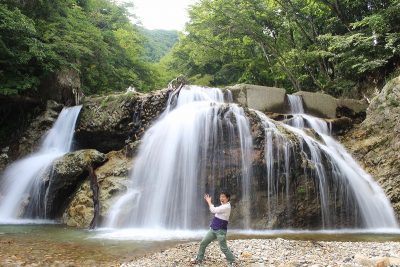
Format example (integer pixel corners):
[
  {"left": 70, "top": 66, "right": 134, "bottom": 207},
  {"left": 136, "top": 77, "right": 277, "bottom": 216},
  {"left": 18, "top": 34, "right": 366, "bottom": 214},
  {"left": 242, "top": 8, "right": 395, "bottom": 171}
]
[{"left": 220, "top": 191, "right": 231, "bottom": 200}]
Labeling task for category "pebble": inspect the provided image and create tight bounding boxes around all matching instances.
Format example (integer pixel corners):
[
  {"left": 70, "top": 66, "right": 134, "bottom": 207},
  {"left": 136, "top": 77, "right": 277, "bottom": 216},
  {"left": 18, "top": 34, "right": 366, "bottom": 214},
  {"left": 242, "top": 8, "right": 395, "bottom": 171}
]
[{"left": 122, "top": 239, "right": 400, "bottom": 267}]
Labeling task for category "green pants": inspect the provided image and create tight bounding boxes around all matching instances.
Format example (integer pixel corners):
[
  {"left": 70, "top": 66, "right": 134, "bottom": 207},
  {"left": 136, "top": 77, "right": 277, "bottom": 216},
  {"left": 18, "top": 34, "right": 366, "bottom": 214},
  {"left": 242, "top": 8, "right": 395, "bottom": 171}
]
[{"left": 196, "top": 229, "right": 235, "bottom": 263}]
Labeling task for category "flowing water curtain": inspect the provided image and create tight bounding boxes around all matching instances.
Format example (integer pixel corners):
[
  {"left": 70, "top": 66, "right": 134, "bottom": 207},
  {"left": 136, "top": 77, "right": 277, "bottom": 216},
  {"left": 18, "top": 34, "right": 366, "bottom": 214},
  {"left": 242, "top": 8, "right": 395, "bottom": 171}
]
[
  {"left": 107, "top": 86, "right": 254, "bottom": 229},
  {"left": 107, "top": 87, "right": 397, "bottom": 230},
  {"left": 0, "top": 106, "right": 82, "bottom": 221},
  {"left": 282, "top": 95, "right": 397, "bottom": 228},
  {"left": 251, "top": 94, "right": 397, "bottom": 229},
  {"left": 254, "top": 111, "right": 294, "bottom": 224}
]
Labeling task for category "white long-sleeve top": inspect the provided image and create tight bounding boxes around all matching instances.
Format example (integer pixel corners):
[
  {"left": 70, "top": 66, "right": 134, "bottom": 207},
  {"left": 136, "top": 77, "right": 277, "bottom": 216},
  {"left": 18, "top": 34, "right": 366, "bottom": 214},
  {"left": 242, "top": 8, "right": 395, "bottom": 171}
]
[{"left": 209, "top": 202, "right": 231, "bottom": 221}]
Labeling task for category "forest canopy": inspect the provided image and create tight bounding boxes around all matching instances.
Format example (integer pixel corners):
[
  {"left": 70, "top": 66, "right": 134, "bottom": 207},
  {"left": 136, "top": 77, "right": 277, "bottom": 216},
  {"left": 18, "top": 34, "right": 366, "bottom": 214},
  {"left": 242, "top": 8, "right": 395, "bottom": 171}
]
[
  {"left": 169, "top": 0, "right": 400, "bottom": 96},
  {"left": 0, "top": 0, "right": 175, "bottom": 96},
  {"left": 1, "top": 0, "right": 399, "bottom": 98}
]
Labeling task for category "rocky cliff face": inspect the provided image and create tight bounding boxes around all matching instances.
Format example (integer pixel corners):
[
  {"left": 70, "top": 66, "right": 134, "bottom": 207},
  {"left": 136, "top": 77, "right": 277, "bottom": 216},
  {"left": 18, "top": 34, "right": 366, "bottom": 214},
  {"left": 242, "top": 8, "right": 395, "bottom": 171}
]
[
  {"left": 0, "top": 100, "right": 63, "bottom": 172},
  {"left": 38, "top": 69, "right": 83, "bottom": 106},
  {"left": 62, "top": 150, "right": 131, "bottom": 227},
  {"left": 60, "top": 110, "right": 359, "bottom": 229},
  {"left": 74, "top": 90, "right": 170, "bottom": 153},
  {"left": 5, "top": 82, "right": 397, "bottom": 228},
  {"left": 341, "top": 76, "right": 400, "bottom": 219}
]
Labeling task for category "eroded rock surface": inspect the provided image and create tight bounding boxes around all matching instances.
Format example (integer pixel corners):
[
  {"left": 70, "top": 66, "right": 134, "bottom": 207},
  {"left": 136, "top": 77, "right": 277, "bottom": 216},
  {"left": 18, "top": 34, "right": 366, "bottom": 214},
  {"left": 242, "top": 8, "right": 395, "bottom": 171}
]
[
  {"left": 63, "top": 150, "right": 131, "bottom": 227},
  {"left": 45, "top": 149, "right": 106, "bottom": 219},
  {"left": 75, "top": 90, "right": 170, "bottom": 153},
  {"left": 341, "top": 76, "right": 400, "bottom": 219}
]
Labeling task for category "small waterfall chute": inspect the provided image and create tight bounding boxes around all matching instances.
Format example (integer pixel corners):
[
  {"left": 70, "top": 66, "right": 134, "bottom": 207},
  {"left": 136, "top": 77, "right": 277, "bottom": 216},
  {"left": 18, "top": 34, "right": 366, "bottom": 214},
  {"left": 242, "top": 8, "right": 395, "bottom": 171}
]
[{"left": 0, "top": 106, "right": 82, "bottom": 222}]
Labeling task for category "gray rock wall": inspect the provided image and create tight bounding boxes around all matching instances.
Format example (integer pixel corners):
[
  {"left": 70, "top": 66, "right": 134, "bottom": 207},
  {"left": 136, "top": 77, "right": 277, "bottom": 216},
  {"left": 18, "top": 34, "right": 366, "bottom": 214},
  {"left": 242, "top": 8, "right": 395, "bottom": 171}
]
[
  {"left": 341, "top": 76, "right": 400, "bottom": 219},
  {"left": 227, "top": 84, "right": 368, "bottom": 119},
  {"left": 227, "top": 84, "right": 287, "bottom": 113}
]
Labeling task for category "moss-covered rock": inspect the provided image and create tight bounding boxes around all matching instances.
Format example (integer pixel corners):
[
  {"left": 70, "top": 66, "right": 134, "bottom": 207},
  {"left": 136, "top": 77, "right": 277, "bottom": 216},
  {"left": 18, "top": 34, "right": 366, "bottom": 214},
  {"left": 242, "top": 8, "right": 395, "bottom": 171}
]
[{"left": 75, "top": 89, "right": 170, "bottom": 153}]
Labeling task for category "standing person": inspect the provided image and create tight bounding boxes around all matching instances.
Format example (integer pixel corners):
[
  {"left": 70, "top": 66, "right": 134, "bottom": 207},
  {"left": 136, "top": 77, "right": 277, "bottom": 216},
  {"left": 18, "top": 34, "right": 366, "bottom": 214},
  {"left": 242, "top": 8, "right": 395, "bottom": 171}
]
[{"left": 191, "top": 191, "right": 236, "bottom": 266}]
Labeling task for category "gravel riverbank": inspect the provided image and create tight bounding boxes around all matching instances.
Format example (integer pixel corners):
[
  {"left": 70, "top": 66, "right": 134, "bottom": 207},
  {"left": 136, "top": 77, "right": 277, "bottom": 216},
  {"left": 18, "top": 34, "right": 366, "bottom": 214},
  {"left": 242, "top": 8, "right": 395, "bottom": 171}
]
[{"left": 122, "top": 238, "right": 400, "bottom": 267}]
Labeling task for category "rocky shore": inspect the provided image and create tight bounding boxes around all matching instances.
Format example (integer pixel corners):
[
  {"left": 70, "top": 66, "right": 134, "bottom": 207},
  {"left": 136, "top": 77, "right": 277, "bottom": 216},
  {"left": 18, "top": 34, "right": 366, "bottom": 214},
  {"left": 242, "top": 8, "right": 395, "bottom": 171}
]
[{"left": 123, "top": 238, "right": 400, "bottom": 267}]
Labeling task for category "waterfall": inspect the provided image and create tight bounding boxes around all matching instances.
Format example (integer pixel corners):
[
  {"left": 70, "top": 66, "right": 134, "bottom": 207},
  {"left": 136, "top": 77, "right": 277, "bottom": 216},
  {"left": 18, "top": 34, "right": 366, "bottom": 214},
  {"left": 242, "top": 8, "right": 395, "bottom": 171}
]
[
  {"left": 281, "top": 95, "right": 398, "bottom": 228},
  {"left": 287, "top": 95, "right": 304, "bottom": 114},
  {"left": 0, "top": 106, "right": 82, "bottom": 222},
  {"left": 107, "top": 86, "right": 253, "bottom": 229},
  {"left": 107, "top": 88, "right": 397, "bottom": 230},
  {"left": 254, "top": 111, "right": 293, "bottom": 223}
]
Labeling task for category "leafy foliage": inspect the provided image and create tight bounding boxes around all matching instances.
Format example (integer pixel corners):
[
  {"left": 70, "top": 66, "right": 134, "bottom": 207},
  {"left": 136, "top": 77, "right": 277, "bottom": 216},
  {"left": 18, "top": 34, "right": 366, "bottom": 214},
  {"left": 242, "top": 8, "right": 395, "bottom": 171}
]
[
  {"left": 169, "top": 0, "right": 400, "bottom": 96},
  {"left": 140, "top": 28, "right": 179, "bottom": 62},
  {"left": 0, "top": 0, "right": 163, "bottom": 96}
]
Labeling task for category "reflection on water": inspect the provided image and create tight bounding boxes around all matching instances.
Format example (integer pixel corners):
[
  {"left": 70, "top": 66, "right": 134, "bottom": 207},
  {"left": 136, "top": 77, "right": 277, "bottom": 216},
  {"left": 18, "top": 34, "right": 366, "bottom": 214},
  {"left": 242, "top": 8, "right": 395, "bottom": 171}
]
[
  {"left": 1, "top": 225, "right": 400, "bottom": 266},
  {"left": 0, "top": 224, "right": 179, "bottom": 266}
]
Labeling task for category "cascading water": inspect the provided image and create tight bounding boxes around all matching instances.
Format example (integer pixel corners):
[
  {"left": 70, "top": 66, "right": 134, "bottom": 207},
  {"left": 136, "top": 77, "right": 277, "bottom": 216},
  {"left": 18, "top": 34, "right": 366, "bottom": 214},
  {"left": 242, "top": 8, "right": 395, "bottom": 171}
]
[
  {"left": 107, "top": 87, "right": 397, "bottom": 231},
  {"left": 0, "top": 106, "right": 82, "bottom": 222},
  {"left": 107, "top": 86, "right": 253, "bottom": 229},
  {"left": 280, "top": 95, "right": 397, "bottom": 228}
]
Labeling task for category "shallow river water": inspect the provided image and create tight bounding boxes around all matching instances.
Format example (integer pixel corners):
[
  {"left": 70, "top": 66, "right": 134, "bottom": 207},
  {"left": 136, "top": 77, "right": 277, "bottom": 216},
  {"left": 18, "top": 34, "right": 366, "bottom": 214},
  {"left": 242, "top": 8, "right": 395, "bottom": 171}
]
[{"left": 1, "top": 224, "right": 400, "bottom": 266}]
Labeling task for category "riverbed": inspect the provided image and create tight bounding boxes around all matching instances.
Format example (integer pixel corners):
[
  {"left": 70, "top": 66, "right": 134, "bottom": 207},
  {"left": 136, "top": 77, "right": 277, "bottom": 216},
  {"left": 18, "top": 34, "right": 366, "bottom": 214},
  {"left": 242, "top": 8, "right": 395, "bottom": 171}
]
[{"left": 1, "top": 224, "right": 400, "bottom": 266}]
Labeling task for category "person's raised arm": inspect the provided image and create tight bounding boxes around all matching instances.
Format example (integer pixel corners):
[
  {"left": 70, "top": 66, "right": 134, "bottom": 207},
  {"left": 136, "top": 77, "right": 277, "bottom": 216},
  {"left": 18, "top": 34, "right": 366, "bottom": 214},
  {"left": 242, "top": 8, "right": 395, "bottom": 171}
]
[{"left": 204, "top": 194, "right": 228, "bottom": 213}]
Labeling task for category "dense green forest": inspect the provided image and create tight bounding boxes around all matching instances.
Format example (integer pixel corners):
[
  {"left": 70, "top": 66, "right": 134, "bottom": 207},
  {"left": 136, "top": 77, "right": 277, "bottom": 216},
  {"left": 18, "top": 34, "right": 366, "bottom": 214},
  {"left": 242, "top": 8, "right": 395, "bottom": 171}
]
[
  {"left": 140, "top": 28, "right": 178, "bottom": 62},
  {"left": 1, "top": 0, "right": 400, "bottom": 98},
  {"left": 0, "top": 0, "right": 176, "bottom": 96},
  {"left": 171, "top": 0, "right": 400, "bottom": 96}
]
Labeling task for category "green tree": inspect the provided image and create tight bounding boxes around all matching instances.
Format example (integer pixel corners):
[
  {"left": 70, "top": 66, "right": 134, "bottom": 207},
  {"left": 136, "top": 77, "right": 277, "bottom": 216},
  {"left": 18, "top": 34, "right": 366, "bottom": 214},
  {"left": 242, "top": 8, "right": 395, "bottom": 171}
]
[
  {"left": 169, "top": 0, "right": 400, "bottom": 96},
  {"left": 0, "top": 0, "right": 163, "bottom": 96}
]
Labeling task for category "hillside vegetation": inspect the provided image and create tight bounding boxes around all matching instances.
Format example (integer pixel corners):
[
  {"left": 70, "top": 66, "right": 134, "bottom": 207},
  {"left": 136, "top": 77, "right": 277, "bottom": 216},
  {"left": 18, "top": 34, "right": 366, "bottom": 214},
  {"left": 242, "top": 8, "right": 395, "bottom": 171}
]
[{"left": 169, "top": 0, "right": 400, "bottom": 97}]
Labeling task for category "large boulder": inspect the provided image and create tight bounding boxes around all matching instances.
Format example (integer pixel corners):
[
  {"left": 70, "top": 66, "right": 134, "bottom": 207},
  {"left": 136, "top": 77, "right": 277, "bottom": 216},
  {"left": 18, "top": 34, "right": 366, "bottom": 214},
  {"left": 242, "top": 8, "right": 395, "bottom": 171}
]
[
  {"left": 75, "top": 89, "right": 170, "bottom": 153},
  {"left": 295, "top": 91, "right": 367, "bottom": 119},
  {"left": 294, "top": 91, "right": 338, "bottom": 118},
  {"left": 45, "top": 149, "right": 106, "bottom": 219},
  {"left": 227, "top": 84, "right": 287, "bottom": 113},
  {"left": 341, "top": 76, "right": 400, "bottom": 218},
  {"left": 62, "top": 150, "right": 131, "bottom": 227},
  {"left": 227, "top": 84, "right": 368, "bottom": 120}
]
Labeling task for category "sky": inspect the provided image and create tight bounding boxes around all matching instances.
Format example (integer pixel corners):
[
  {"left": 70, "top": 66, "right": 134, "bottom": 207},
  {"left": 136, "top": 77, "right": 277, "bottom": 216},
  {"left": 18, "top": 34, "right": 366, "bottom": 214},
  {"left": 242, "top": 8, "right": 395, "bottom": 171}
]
[{"left": 128, "top": 0, "right": 198, "bottom": 31}]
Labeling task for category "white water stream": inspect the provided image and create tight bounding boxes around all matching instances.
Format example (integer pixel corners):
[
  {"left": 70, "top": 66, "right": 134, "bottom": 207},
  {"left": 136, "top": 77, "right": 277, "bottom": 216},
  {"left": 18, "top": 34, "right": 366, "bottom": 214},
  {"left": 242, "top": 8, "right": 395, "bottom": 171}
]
[
  {"left": 107, "top": 86, "right": 253, "bottom": 229},
  {"left": 283, "top": 95, "right": 397, "bottom": 228},
  {"left": 106, "top": 87, "right": 397, "bottom": 232},
  {"left": 0, "top": 106, "right": 82, "bottom": 222}
]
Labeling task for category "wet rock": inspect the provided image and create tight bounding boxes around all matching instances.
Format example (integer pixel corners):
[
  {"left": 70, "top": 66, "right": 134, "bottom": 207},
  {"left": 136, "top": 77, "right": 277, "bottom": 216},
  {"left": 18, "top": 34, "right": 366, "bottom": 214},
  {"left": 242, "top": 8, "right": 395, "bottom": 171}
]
[
  {"left": 10, "top": 100, "right": 63, "bottom": 160},
  {"left": 38, "top": 68, "right": 83, "bottom": 106},
  {"left": 0, "top": 150, "right": 9, "bottom": 173},
  {"left": 45, "top": 149, "right": 106, "bottom": 219},
  {"left": 63, "top": 150, "right": 131, "bottom": 227},
  {"left": 227, "top": 84, "right": 287, "bottom": 113},
  {"left": 75, "top": 90, "right": 170, "bottom": 153},
  {"left": 328, "top": 117, "right": 354, "bottom": 135},
  {"left": 341, "top": 75, "right": 400, "bottom": 219}
]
